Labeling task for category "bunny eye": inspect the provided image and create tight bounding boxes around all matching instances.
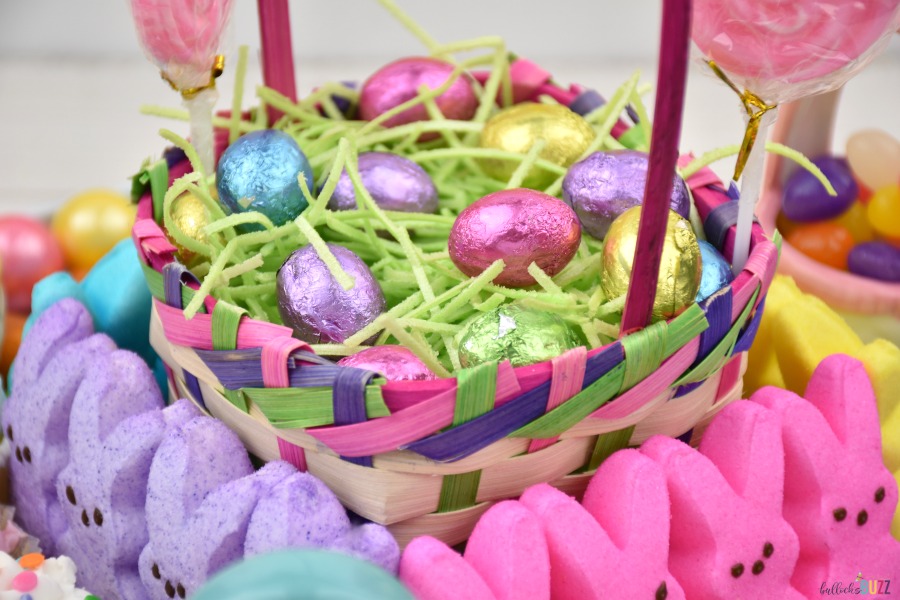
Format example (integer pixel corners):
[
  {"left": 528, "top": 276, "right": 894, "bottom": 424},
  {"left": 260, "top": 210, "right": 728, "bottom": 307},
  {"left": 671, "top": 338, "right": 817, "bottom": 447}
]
[
  {"left": 833, "top": 507, "right": 848, "bottom": 522},
  {"left": 14, "top": 447, "right": 22, "bottom": 464},
  {"left": 23, "top": 447, "right": 31, "bottom": 463},
  {"left": 176, "top": 583, "right": 186, "bottom": 598},
  {"left": 151, "top": 563, "right": 161, "bottom": 580},
  {"left": 93, "top": 508, "right": 103, "bottom": 527},
  {"left": 731, "top": 563, "right": 744, "bottom": 578},
  {"left": 6, "top": 425, "right": 13, "bottom": 441},
  {"left": 165, "top": 580, "right": 176, "bottom": 598},
  {"left": 655, "top": 581, "right": 667, "bottom": 600},
  {"left": 81, "top": 509, "right": 89, "bottom": 527},
  {"left": 66, "top": 486, "right": 77, "bottom": 506},
  {"left": 875, "top": 487, "right": 886, "bottom": 503},
  {"left": 752, "top": 560, "right": 765, "bottom": 575},
  {"left": 857, "top": 510, "right": 868, "bottom": 526},
  {"left": 763, "top": 542, "right": 774, "bottom": 558}
]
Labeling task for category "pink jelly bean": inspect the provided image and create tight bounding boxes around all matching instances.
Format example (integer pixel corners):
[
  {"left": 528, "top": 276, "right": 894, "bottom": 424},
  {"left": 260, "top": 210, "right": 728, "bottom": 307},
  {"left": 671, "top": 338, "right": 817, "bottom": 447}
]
[{"left": 11, "top": 571, "right": 37, "bottom": 592}]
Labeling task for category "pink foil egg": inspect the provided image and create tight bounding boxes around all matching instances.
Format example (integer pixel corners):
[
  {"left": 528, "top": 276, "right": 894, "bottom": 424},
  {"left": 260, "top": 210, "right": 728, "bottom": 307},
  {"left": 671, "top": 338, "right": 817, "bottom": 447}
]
[
  {"left": 358, "top": 57, "right": 478, "bottom": 134},
  {"left": 449, "top": 189, "right": 581, "bottom": 288},
  {"left": 337, "top": 345, "right": 437, "bottom": 381}
]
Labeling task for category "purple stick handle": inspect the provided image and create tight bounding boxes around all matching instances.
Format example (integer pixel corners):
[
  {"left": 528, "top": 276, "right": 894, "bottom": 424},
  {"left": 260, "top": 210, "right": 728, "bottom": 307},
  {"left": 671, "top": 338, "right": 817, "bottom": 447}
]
[
  {"left": 620, "top": 0, "right": 693, "bottom": 334},
  {"left": 258, "top": 0, "right": 297, "bottom": 124}
]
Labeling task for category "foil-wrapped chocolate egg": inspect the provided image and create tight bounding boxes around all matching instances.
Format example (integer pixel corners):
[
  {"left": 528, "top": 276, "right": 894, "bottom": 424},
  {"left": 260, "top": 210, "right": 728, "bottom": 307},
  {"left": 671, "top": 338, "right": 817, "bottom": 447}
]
[
  {"left": 562, "top": 150, "right": 691, "bottom": 239},
  {"left": 696, "top": 240, "right": 734, "bottom": 302},
  {"left": 479, "top": 103, "right": 595, "bottom": 189},
  {"left": 337, "top": 345, "right": 437, "bottom": 381},
  {"left": 358, "top": 57, "right": 478, "bottom": 129},
  {"left": 600, "top": 206, "right": 701, "bottom": 322},
  {"left": 327, "top": 152, "right": 438, "bottom": 213},
  {"left": 166, "top": 191, "right": 211, "bottom": 265},
  {"left": 216, "top": 129, "right": 314, "bottom": 227},
  {"left": 458, "top": 304, "right": 582, "bottom": 368},
  {"left": 449, "top": 189, "right": 581, "bottom": 288},
  {"left": 277, "top": 244, "right": 386, "bottom": 344}
]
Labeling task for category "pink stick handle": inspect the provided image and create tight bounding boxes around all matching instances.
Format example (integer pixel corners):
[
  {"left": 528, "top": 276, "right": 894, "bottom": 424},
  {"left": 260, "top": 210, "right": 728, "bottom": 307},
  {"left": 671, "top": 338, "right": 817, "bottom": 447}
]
[
  {"left": 258, "top": 0, "right": 297, "bottom": 123},
  {"left": 620, "top": 0, "right": 693, "bottom": 334}
]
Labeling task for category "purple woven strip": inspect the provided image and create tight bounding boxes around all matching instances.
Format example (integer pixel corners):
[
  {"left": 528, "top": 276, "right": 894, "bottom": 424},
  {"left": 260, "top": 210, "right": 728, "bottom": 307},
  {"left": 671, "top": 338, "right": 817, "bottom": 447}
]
[
  {"left": 582, "top": 342, "right": 626, "bottom": 391},
  {"left": 676, "top": 428, "right": 694, "bottom": 444},
  {"left": 695, "top": 290, "right": 733, "bottom": 365},
  {"left": 333, "top": 367, "right": 377, "bottom": 467},
  {"left": 732, "top": 296, "right": 766, "bottom": 354},
  {"left": 162, "top": 262, "right": 202, "bottom": 310},
  {"left": 673, "top": 381, "right": 703, "bottom": 398},
  {"left": 183, "top": 370, "right": 206, "bottom": 410},
  {"left": 568, "top": 89, "right": 605, "bottom": 116},
  {"left": 163, "top": 146, "right": 188, "bottom": 168},
  {"left": 703, "top": 200, "right": 761, "bottom": 251},
  {"left": 196, "top": 348, "right": 335, "bottom": 390}
]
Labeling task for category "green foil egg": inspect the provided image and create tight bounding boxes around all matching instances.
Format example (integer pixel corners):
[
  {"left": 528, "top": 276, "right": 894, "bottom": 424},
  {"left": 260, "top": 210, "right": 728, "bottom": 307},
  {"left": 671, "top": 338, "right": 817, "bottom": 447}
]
[{"left": 458, "top": 304, "right": 582, "bottom": 368}]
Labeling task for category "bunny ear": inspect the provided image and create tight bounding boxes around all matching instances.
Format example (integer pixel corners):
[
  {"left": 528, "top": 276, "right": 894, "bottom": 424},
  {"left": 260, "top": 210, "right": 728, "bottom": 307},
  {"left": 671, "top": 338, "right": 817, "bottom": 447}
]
[
  {"left": 699, "top": 401, "right": 786, "bottom": 513},
  {"left": 400, "top": 536, "right": 496, "bottom": 600},
  {"left": 162, "top": 398, "right": 203, "bottom": 429},
  {"left": 105, "top": 411, "right": 167, "bottom": 514},
  {"left": 332, "top": 522, "right": 401, "bottom": 575},
  {"left": 582, "top": 449, "right": 671, "bottom": 559},
  {"left": 463, "top": 501, "right": 550, "bottom": 600},
  {"left": 805, "top": 354, "right": 882, "bottom": 458}
]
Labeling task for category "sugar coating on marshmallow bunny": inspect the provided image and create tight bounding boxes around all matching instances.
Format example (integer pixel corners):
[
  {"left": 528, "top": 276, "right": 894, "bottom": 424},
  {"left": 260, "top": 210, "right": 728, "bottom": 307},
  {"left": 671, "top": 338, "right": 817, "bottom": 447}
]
[
  {"left": 1, "top": 299, "right": 116, "bottom": 555},
  {"left": 751, "top": 354, "right": 900, "bottom": 594}
]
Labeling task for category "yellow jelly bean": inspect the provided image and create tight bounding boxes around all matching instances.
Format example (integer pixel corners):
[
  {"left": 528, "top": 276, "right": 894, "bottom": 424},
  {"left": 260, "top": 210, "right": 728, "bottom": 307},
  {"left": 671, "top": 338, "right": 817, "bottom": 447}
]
[
  {"left": 833, "top": 201, "right": 875, "bottom": 243},
  {"left": 867, "top": 185, "right": 900, "bottom": 239}
]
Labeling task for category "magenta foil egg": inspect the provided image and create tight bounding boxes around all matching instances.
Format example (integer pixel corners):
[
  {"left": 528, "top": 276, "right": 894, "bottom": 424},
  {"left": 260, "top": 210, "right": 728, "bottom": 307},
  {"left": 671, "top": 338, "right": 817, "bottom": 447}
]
[
  {"left": 449, "top": 189, "right": 582, "bottom": 288},
  {"left": 358, "top": 57, "right": 478, "bottom": 131},
  {"left": 327, "top": 152, "right": 438, "bottom": 213},
  {"left": 277, "top": 244, "right": 386, "bottom": 344},
  {"left": 337, "top": 345, "right": 437, "bottom": 381}
]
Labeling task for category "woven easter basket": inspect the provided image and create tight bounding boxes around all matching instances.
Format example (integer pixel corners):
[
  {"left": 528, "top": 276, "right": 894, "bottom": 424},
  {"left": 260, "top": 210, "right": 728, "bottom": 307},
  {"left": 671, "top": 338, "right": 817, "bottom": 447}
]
[{"left": 131, "top": 2, "right": 777, "bottom": 547}]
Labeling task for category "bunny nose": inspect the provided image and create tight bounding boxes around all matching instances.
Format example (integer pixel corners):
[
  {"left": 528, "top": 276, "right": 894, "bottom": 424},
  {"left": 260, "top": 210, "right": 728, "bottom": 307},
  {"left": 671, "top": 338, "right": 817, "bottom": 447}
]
[{"left": 857, "top": 510, "right": 869, "bottom": 526}]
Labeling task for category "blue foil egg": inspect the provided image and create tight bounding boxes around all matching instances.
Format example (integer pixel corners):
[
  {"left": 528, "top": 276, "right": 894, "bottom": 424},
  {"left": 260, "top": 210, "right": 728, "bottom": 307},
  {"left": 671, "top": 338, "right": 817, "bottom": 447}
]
[
  {"left": 696, "top": 240, "right": 734, "bottom": 302},
  {"left": 216, "top": 130, "right": 314, "bottom": 227}
]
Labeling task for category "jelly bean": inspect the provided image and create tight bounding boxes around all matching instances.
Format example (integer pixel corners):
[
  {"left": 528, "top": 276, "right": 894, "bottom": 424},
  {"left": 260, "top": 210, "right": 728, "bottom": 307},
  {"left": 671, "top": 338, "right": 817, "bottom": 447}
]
[
  {"left": 50, "top": 189, "right": 136, "bottom": 272},
  {"left": 18, "top": 553, "right": 44, "bottom": 570},
  {"left": 833, "top": 201, "right": 875, "bottom": 243},
  {"left": 846, "top": 129, "right": 900, "bottom": 191},
  {"left": 848, "top": 242, "right": 900, "bottom": 282},
  {"left": 782, "top": 155, "right": 857, "bottom": 222},
  {"left": 854, "top": 176, "right": 873, "bottom": 203},
  {"left": 775, "top": 212, "right": 799, "bottom": 237},
  {"left": 0, "top": 216, "right": 65, "bottom": 313},
  {"left": 866, "top": 185, "right": 900, "bottom": 239},
  {"left": 785, "top": 221, "right": 854, "bottom": 270},
  {"left": 11, "top": 570, "right": 37, "bottom": 592}
]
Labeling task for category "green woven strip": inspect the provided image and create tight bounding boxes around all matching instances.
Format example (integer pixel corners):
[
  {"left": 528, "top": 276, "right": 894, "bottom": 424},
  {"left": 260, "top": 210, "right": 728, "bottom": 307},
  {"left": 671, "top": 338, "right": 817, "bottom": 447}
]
[
  {"left": 663, "top": 304, "right": 708, "bottom": 358},
  {"left": 131, "top": 158, "right": 168, "bottom": 225},
  {"left": 246, "top": 383, "right": 389, "bottom": 428},
  {"left": 222, "top": 388, "right": 248, "bottom": 412},
  {"left": 211, "top": 302, "right": 245, "bottom": 351},
  {"left": 674, "top": 287, "right": 760, "bottom": 386},
  {"left": 141, "top": 264, "right": 200, "bottom": 310},
  {"left": 437, "top": 362, "right": 497, "bottom": 513},
  {"left": 772, "top": 229, "right": 783, "bottom": 254},
  {"left": 620, "top": 320, "right": 667, "bottom": 391},
  {"left": 587, "top": 426, "right": 635, "bottom": 471},
  {"left": 511, "top": 362, "right": 626, "bottom": 439}
]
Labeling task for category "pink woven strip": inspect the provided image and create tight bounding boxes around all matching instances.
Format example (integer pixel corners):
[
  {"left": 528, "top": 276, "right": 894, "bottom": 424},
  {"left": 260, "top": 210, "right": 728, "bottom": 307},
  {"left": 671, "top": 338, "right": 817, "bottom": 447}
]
[
  {"left": 305, "top": 364, "right": 523, "bottom": 457},
  {"left": 261, "top": 337, "right": 311, "bottom": 388},
  {"left": 528, "top": 347, "right": 588, "bottom": 453},
  {"left": 133, "top": 218, "right": 177, "bottom": 270},
  {"left": 588, "top": 337, "right": 700, "bottom": 421},
  {"left": 741, "top": 240, "right": 778, "bottom": 307},
  {"left": 729, "top": 273, "right": 759, "bottom": 324},
  {"left": 137, "top": 194, "right": 153, "bottom": 220},
  {"left": 155, "top": 299, "right": 293, "bottom": 350},
  {"left": 716, "top": 355, "right": 744, "bottom": 401},
  {"left": 277, "top": 436, "right": 307, "bottom": 472}
]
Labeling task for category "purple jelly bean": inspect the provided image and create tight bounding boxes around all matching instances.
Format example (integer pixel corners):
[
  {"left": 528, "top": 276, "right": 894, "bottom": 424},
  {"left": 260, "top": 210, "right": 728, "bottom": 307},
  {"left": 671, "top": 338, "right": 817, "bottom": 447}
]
[
  {"left": 848, "top": 242, "right": 900, "bottom": 282},
  {"left": 782, "top": 156, "right": 858, "bottom": 222}
]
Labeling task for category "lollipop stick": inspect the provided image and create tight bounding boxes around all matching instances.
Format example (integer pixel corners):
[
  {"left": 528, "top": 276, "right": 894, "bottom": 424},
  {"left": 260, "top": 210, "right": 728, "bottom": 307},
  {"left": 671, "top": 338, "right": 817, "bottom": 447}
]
[
  {"left": 258, "top": 0, "right": 297, "bottom": 124},
  {"left": 620, "top": 0, "right": 692, "bottom": 334},
  {"left": 186, "top": 88, "right": 218, "bottom": 175},
  {"left": 732, "top": 108, "right": 777, "bottom": 273}
]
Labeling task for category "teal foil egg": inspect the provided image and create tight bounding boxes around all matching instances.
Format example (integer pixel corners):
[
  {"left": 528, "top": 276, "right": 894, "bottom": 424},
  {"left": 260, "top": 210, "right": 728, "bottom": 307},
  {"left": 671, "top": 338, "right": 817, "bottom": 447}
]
[
  {"left": 696, "top": 240, "right": 734, "bottom": 302},
  {"left": 216, "top": 130, "right": 314, "bottom": 227}
]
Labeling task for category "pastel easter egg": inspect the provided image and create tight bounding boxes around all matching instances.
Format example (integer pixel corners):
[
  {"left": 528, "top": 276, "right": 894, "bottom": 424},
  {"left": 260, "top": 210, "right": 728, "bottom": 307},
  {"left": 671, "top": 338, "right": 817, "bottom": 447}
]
[
  {"left": 846, "top": 129, "right": 900, "bottom": 191},
  {"left": 449, "top": 189, "right": 581, "bottom": 288},
  {"left": 51, "top": 189, "right": 136, "bottom": 272},
  {"left": 277, "top": 244, "right": 385, "bottom": 344},
  {"left": 600, "top": 207, "right": 701, "bottom": 322},
  {"left": 785, "top": 221, "right": 854, "bottom": 270},
  {"left": 479, "top": 103, "right": 595, "bottom": 189},
  {"left": 358, "top": 57, "right": 478, "bottom": 131},
  {"left": 562, "top": 150, "right": 691, "bottom": 239},
  {"left": 866, "top": 185, "right": 900, "bottom": 238},
  {"left": 216, "top": 130, "right": 314, "bottom": 227},
  {"left": 0, "top": 216, "right": 64, "bottom": 313},
  {"left": 833, "top": 200, "right": 875, "bottom": 243},
  {"left": 327, "top": 152, "right": 438, "bottom": 214},
  {"left": 696, "top": 240, "right": 734, "bottom": 302},
  {"left": 337, "top": 346, "right": 437, "bottom": 381},
  {"left": 166, "top": 191, "right": 212, "bottom": 264},
  {"left": 782, "top": 156, "right": 857, "bottom": 222},
  {"left": 458, "top": 304, "right": 582, "bottom": 368},
  {"left": 848, "top": 242, "right": 900, "bottom": 282}
]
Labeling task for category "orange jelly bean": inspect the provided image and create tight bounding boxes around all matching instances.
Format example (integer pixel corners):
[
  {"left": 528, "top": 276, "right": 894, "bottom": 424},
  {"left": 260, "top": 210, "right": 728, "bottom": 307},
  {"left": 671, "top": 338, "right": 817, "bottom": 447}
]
[
  {"left": 785, "top": 222, "right": 855, "bottom": 270},
  {"left": 18, "top": 553, "right": 45, "bottom": 570}
]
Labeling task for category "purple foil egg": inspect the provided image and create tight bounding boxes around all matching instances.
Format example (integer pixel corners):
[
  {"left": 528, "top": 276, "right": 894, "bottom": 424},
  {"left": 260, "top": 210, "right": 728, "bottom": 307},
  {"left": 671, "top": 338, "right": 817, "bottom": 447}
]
[
  {"left": 337, "top": 345, "right": 437, "bottom": 381},
  {"left": 277, "top": 244, "right": 386, "bottom": 344},
  {"left": 358, "top": 57, "right": 478, "bottom": 133},
  {"left": 848, "top": 242, "right": 900, "bottom": 282},
  {"left": 327, "top": 152, "right": 438, "bottom": 213},
  {"left": 449, "top": 188, "right": 581, "bottom": 288},
  {"left": 561, "top": 150, "right": 691, "bottom": 239},
  {"left": 782, "top": 155, "right": 858, "bottom": 222}
]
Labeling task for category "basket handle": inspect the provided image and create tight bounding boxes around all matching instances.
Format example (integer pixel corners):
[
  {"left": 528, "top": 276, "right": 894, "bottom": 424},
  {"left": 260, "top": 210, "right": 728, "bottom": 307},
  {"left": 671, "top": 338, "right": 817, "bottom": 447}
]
[
  {"left": 258, "top": 0, "right": 297, "bottom": 123},
  {"left": 620, "top": 0, "right": 693, "bottom": 334}
]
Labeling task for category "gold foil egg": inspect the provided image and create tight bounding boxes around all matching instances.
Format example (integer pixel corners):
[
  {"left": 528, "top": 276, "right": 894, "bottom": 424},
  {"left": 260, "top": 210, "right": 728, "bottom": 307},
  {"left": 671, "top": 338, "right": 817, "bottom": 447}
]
[
  {"left": 600, "top": 206, "right": 701, "bottom": 322},
  {"left": 166, "top": 192, "right": 211, "bottom": 264},
  {"left": 479, "top": 103, "right": 595, "bottom": 189}
]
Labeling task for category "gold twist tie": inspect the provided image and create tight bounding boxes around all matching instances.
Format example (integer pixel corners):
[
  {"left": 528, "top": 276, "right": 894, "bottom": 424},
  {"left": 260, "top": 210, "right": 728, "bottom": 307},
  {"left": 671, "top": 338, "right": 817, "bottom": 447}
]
[
  {"left": 161, "top": 54, "right": 226, "bottom": 100},
  {"left": 708, "top": 60, "right": 777, "bottom": 181}
]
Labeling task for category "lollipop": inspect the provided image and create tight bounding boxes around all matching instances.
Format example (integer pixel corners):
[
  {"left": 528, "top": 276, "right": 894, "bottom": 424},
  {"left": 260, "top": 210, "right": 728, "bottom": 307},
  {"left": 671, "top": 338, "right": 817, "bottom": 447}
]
[
  {"left": 130, "top": 0, "right": 235, "bottom": 174},
  {"left": 692, "top": 0, "right": 900, "bottom": 271}
]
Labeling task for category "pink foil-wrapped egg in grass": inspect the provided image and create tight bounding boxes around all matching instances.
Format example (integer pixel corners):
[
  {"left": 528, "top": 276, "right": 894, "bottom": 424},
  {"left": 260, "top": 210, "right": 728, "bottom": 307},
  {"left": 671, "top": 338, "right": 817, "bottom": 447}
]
[
  {"left": 449, "top": 189, "right": 582, "bottom": 288},
  {"left": 338, "top": 346, "right": 437, "bottom": 381}
]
